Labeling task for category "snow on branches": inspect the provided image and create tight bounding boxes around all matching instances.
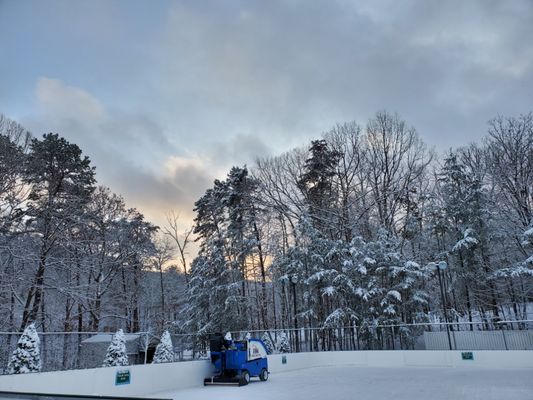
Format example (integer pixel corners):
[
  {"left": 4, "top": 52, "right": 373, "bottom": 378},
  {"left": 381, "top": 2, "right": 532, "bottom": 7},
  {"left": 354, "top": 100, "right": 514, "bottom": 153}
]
[
  {"left": 276, "top": 332, "right": 291, "bottom": 353},
  {"left": 7, "top": 323, "right": 41, "bottom": 374},
  {"left": 261, "top": 332, "right": 275, "bottom": 354},
  {"left": 152, "top": 330, "right": 175, "bottom": 364},
  {"left": 452, "top": 228, "right": 479, "bottom": 252},
  {"left": 102, "top": 329, "right": 129, "bottom": 367}
]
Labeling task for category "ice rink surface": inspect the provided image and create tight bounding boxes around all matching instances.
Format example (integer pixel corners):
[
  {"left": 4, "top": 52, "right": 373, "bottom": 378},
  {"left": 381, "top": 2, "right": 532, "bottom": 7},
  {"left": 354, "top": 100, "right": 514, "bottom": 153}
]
[{"left": 156, "top": 365, "right": 533, "bottom": 400}]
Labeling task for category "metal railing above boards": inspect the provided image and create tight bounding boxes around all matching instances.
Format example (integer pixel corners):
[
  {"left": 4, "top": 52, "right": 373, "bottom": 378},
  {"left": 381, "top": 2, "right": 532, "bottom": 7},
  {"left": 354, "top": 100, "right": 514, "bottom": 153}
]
[
  {"left": 0, "top": 320, "right": 531, "bottom": 375},
  {"left": 225, "top": 319, "right": 533, "bottom": 353}
]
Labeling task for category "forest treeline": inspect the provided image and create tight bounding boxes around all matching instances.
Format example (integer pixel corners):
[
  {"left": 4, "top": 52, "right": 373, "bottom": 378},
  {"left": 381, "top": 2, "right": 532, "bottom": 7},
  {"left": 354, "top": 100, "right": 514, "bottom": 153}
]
[
  {"left": 0, "top": 112, "right": 532, "bottom": 343},
  {"left": 183, "top": 111, "right": 533, "bottom": 343},
  {"left": 0, "top": 115, "right": 183, "bottom": 335}
]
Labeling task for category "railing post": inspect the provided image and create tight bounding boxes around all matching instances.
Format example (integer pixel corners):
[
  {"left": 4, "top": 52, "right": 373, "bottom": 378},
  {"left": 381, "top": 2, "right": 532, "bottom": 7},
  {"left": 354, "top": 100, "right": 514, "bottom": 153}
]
[{"left": 501, "top": 325, "right": 509, "bottom": 350}]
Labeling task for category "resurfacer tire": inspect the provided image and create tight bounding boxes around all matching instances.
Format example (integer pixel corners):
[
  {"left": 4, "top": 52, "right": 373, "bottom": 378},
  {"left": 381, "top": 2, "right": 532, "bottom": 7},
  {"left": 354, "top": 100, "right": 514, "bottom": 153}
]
[
  {"left": 260, "top": 368, "right": 268, "bottom": 381},
  {"left": 240, "top": 370, "right": 250, "bottom": 386}
]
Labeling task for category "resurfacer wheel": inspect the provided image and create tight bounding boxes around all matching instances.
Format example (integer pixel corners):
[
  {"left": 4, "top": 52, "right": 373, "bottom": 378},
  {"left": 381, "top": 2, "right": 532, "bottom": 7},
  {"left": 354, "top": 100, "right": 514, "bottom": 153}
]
[
  {"left": 240, "top": 370, "right": 250, "bottom": 386},
  {"left": 260, "top": 368, "right": 268, "bottom": 381}
]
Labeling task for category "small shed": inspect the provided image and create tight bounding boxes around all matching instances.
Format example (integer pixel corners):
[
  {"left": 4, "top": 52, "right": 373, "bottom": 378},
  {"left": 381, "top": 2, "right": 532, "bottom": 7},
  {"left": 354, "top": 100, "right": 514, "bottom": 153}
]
[{"left": 79, "top": 333, "right": 158, "bottom": 369}]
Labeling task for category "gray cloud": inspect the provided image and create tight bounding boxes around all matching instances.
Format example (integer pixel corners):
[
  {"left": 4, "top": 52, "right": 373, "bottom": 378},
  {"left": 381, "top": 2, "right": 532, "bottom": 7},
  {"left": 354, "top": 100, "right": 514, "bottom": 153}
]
[
  {"left": 151, "top": 0, "right": 533, "bottom": 149},
  {"left": 3, "top": 0, "right": 533, "bottom": 231},
  {"left": 208, "top": 133, "right": 272, "bottom": 166}
]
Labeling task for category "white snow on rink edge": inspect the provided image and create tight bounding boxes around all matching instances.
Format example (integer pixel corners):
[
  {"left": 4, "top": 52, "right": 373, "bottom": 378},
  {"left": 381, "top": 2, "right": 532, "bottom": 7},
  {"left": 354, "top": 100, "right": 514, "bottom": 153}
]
[{"left": 154, "top": 365, "right": 533, "bottom": 400}]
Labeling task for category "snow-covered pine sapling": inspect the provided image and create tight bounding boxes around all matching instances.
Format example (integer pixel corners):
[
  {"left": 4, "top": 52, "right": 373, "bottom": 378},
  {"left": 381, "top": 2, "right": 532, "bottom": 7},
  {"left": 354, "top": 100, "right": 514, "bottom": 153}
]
[
  {"left": 276, "top": 331, "right": 291, "bottom": 353},
  {"left": 102, "top": 329, "right": 129, "bottom": 367},
  {"left": 7, "top": 323, "right": 41, "bottom": 374},
  {"left": 261, "top": 332, "right": 275, "bottom": 354},
  {"left": 152, "top": 330, "right": 175, "bottom": 364}
]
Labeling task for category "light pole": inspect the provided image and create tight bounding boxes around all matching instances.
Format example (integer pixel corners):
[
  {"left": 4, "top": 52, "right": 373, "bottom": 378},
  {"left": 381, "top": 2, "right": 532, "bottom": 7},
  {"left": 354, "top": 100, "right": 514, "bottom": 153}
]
[
  {"left": 428, "top": 261, "right": 452, "bottom": 350},
  {"left": 291, "top": 275, "right": 299, "bottom": 352}
]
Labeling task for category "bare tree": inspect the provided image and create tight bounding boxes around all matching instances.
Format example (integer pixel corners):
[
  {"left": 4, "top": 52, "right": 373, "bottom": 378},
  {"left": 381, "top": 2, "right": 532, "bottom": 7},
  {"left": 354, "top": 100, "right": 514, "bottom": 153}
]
[
  {"left": 486, "top": 113, "right": 533, "bottom": 229},
  {"left": 164, "top": 210, "right": 194, "bottom": 284},
  {"left": 363, "top": 111, "right": 433, "bottom": 235},
  {"left": 151, "top": 237, "right": 176, "bottom": 329}
]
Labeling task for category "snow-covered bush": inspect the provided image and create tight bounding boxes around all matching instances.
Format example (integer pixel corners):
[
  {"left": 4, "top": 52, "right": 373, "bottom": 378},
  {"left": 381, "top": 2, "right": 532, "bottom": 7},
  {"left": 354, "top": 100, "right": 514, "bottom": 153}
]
[
  {"left": 261, "top": 332, "right": 275, "bottom": 354},
  {"left": 152, "top": 330, "right": 174, "bottom": 364},
  {"left": 102, "top": 329, "right": 129, "bottom": 367},
  {"left": 276, "top": 331, "right": 290, "bottom": 353},
  {"left": 7, "top": 323, "right": 41, "bottom": 374}
]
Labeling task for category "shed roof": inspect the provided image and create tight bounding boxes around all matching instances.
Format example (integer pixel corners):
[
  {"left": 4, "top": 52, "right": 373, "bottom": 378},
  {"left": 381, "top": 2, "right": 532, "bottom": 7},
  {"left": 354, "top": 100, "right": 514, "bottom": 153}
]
[{"left": 81, "top": 333, "right": 141, "bottom": 343}]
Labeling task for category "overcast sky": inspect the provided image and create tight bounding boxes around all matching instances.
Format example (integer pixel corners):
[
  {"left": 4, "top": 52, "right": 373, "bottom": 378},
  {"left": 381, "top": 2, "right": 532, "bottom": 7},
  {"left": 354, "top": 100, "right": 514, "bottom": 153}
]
[{"left": 1, "top": 0, "right": 532, "bottom": 230}]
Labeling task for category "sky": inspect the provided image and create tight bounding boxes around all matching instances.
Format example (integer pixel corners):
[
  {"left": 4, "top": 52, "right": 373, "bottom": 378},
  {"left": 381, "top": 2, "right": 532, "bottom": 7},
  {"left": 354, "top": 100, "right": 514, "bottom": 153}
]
[{"left": 1, "top": 0, "right": 532, "bottom": 232}]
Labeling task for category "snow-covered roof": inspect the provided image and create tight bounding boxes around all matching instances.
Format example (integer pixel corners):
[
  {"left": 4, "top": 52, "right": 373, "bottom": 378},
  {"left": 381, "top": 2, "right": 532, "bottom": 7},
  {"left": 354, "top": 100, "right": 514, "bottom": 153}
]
[{"left": 82, "top": 333, "right": 141, "bottom": 343}]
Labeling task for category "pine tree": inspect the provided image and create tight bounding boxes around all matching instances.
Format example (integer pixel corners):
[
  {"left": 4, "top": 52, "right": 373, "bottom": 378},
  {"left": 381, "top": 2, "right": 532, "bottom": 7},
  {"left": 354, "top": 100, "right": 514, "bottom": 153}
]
[
  {"left": 7, "top": 323, "right": 41, "bottom": 374},
  {"left": 183, "top": 173, "right": 251, "bottom": 340},
  {"left": 20, "top": 133, "right": 96, "bottom": 329},
  {"left": 276, "top": 331, "right": 291, "bottom": 353},
  {"left": 298, "top": 139, "right": 340, "bottom": 235},
  {"left": 102, "top": 329, "right": 129, "bottom": 367},
  {"left": 152, "top": 330, "right": 174, "bottom": 364},
  {"left": 224, "top": 167, "right": 265, "bottom": 329},
  {"left": 437, "top": 152, "right": 487, "bottom": 324}
]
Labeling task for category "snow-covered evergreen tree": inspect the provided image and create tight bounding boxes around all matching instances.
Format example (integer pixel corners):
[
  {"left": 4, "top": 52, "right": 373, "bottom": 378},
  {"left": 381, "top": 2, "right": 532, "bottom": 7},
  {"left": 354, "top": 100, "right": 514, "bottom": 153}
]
[
  {"left": 7, "top": 323, "right": 41, "bottom": 374},
  {"left": 520, "top": 225, "right": 533, "bottom": 275},
  {"left": 152, "top": 330, "right": 174, "bottom": 364},
  {"left": 437, "top": 152, "right": 490, "bottom": 322},
  {"left": 102, "top": 329, "right": 129, "bottom": 367},
  {"left": 276, "top": 331, "right": 290, "bottom": 353},
  {"left": 181, "top": 169, "right": 263, "bottom": 342},
  {"left": 261, "top": 332, "right": 275, "bottom": 354}
]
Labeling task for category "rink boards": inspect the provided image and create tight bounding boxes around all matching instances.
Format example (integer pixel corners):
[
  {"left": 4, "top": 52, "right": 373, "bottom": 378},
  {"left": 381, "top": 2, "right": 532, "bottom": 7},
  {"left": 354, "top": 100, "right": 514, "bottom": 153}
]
[{"left": 0, "top": 350, "right": 532, "bottom": 398}]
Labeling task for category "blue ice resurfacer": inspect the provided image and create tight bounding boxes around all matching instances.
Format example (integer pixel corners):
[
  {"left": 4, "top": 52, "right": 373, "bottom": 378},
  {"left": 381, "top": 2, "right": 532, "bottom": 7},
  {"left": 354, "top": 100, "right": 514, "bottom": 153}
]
[{"left": 204, "top": 334, "right": 269, "bottom": 386}]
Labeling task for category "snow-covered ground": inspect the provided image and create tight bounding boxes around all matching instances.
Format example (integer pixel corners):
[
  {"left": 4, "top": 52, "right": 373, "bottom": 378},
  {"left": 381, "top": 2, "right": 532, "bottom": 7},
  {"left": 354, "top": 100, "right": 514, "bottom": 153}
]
[{"left": 155, "top": 365, "right": 533, "bottom": 400}]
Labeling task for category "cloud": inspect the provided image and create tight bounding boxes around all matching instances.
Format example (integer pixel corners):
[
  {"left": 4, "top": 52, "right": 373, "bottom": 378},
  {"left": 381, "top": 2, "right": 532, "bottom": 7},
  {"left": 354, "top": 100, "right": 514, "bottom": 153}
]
[
  {"left": 36, "top": 78, "right": 106, "bottom": 123},
  {"left": 208, "top": 134, "right": 272, "bottom": 167},
  {"left": 23, "top": 77, "right": 214, "bottom": 229},
  {"left": 4, "top": 0, "right": 533, "bottom": 234},
  {"left": 151, "top": 0, "right": 533, "bottom": 149},
  {"left": 34, "top": 78, "right": 175, "bottom": 157},
  {"left": 23, "top": 76, "right": 274, "bottom": 230}
]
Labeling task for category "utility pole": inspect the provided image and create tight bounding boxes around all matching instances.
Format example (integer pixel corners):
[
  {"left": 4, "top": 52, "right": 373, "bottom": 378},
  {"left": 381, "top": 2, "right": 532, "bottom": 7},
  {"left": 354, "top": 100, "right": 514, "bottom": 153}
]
[
  {"left": 429, "top": 261, "right": 452, "bottom": 350},
  {"left": 291, "top": 275, "right": 299, "bottom": 352}
]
